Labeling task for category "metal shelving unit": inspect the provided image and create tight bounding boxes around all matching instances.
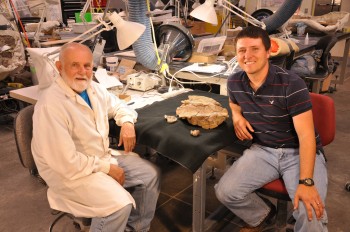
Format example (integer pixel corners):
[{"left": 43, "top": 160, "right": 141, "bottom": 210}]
[{"left": 60, "top": 0, "right": 85, "bottom": 25}]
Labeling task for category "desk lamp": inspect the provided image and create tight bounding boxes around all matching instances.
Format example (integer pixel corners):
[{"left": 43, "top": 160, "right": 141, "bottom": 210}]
[{"left": 190, "top": 0, "right": 266, "bottom": 29}]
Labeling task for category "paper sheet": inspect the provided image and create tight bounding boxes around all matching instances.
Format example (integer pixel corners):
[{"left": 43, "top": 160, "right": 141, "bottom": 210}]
[
  {"left": 197, "top": 36, "right": 227, "bottom": 54},
  {"left": 95, "top": 68, "right": 122, "bottom": 89},
  {"left": 182, "top": 63, "right": 226, "bottom": 73}
]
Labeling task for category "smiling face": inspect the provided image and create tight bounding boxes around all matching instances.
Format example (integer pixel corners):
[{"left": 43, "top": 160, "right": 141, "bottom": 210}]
[
  {"left": 236, "top": 37, "right": 270, "bottom": 79},
  {"left": 56, "top": 43, "right": 93, "bottom": 93}
]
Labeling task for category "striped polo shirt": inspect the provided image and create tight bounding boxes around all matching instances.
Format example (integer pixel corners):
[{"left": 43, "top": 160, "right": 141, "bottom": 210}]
[{"left": 227, "top": 63, "right": 323, "bottom": 153}]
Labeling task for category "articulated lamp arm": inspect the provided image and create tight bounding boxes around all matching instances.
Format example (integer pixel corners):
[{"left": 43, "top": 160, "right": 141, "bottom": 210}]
[{"left": 217, "top": 0, "right": 266, "bottom": 29}]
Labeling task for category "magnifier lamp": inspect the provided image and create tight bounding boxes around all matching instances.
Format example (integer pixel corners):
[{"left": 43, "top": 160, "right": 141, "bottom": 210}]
[
  {"left": 68, "top": 12, "right": 146, "bottom": 50},
  {"left": 155, "top": 22, "right": 194, "bottom": 93},
  {"left": 33, "top": 0, "right": 60, "bottom": 47}
]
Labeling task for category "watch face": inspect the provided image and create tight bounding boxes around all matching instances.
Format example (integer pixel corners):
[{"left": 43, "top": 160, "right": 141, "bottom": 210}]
[
  {"left": 301, "top": 178, "right": 314, "bottom": 186},
  {"left": 305, "top": 179, "right": 313, "bottom": 185}
]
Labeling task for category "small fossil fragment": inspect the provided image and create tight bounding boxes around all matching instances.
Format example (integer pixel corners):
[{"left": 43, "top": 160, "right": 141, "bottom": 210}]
[
  {"left": 164, "top": 115, "right": 178, "bottom": 123},
  {"left": 190, "top": 130, "right": 200, "bottom": 137}
]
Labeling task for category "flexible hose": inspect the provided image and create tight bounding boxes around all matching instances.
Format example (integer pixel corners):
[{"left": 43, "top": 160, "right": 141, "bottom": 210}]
[
  {"left": 128, "top": 0, "right": 158, "bottom": 70},
  {"left": 262, "top": 0, "right": 303, "bottom": 33}
]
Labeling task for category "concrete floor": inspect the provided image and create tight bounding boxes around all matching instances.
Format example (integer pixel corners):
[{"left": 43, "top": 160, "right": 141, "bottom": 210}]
[{"left": 1, "top": 75, "right": 350, "bottom": 232}]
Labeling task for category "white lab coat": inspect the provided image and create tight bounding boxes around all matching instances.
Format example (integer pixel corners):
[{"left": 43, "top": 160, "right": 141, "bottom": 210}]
[{"left": 31, "top": 77, "right": 138, "bottom": 217}]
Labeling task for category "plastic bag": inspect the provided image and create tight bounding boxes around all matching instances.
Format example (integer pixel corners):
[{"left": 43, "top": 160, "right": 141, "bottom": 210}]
[{"left": 290, "top": 49, "right": 323, "bottom": 78}]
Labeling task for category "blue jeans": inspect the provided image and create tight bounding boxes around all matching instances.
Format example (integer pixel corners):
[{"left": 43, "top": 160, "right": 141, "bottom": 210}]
[
  {"left": 90, "top": 154, "right": 160, "bottom": 232},
  {"left": 215, "top": 144, "right": 328, "bottom": 232}
]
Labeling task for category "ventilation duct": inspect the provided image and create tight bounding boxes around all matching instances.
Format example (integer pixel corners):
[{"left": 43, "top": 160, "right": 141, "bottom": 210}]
[
  {"left": 262, "top": 0, "right": 303, "bottom": 33},
  {"left": 128, "top": 0, "right": 158, "bottom": 70}
]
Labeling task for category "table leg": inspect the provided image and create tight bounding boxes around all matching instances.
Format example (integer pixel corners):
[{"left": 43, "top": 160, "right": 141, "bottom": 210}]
[
  {"left": 192, "top": 160, "right": 207, "bottom": 232},
  {"left": 311, "top": 79, "right": 321, "bottom": 93},
  {"left": 332, "top": 37, "right": 350, "bottom": 85}
]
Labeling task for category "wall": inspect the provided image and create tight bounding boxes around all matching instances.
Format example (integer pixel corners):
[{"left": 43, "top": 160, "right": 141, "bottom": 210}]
[
  {"left": 341, "top": 0, "right": 350, "bottom": 27},
  {"left": 331, "top": 1, "right": 350, "bottom": 57}
]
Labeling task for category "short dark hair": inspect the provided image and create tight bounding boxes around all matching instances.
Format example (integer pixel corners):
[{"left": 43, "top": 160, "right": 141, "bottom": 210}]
[{"left": 235, "top": 26, "right": 271, "bottom": 51}]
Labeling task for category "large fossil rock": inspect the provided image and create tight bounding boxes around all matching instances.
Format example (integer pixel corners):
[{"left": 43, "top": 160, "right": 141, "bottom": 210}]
[
  {"left": 0, "top": 30, "right": 26, "bottom": 81},
  {"left": 176, "top": 95, "right": 229, "bottom": 129}
]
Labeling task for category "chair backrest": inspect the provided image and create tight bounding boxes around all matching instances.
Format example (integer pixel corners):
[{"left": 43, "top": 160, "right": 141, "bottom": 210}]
[
  {"left": 314, "top": 35, "right": 338, "bottom": 73},
  {"left": 310, "top": 93, "right": 335, "bottom": 146},
  {"left": 13, "top": 105, "right": 37, "bottom": 174}
]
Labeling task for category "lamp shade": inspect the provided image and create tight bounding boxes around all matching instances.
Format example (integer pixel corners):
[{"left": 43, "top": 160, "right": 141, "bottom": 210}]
[
  {"left": 192, "top": 0, "right": 201, "bottom": 9},
  {"left": 190, "top": 0, "right": 217, "bottom": 25},
  {"left": 108, "top": 12, "right": 146, "bottom": 50},
  {"left": 155, "top": 0, "right": 165, "bottom": 8}
]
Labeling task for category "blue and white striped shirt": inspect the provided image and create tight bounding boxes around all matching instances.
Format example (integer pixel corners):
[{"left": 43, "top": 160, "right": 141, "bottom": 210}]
[{"left": 227, "top": 63, "right": 323, "bottom": 152}]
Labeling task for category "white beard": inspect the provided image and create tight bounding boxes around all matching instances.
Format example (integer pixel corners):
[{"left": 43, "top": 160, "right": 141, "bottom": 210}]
[{"left": 61, "top": 70, "right": 92, "bottom": 93}]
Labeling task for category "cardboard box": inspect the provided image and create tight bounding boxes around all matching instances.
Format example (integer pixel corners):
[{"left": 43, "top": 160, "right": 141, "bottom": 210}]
[
  {"left": 188, "top": 21, "right": 207, "bottom": 35},
  {"left": 188, "top": 52, "right": 217, "bottom": 63},
  {"left": 226, "top": 29, "right": 241, "bottom": 38},
  {"left": 118, "top": 94, "right": 131, "bottom": 102}
]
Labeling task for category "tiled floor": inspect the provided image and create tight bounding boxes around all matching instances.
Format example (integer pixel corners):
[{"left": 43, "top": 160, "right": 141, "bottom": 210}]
[{"left": 1, "top": 69, "right": 350, "bottom": 232}]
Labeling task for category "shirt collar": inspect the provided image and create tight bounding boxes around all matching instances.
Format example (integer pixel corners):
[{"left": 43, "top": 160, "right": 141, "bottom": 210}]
[{"left": 241, "top": 62, "right": 276, "bottom": 90}]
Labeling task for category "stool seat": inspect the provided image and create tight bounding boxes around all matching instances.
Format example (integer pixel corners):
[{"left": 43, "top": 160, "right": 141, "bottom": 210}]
[
  {"left": 258, "top": 178, "right": 291, "bottom": 202},
  {"left": 262, "top": 179, "right": 288, "bottom": 194}
]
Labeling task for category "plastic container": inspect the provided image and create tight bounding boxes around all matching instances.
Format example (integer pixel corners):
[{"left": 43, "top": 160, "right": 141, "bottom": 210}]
[
  {"left": 304, "top": 33, "right": 309, "bottom": 45},
  {"left": 297, "top": 23, "right": 307, "bottom": 36},
  {"left": 106, "top": 57, "right": 119, "bottom": 72},
  {"left": 75, "top": 12, "right": 92, "bottom": 23}
]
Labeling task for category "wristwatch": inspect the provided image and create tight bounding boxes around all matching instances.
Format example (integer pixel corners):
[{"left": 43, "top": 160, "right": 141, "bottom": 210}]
[{"left": 299, "top": 178, "right": 314, "bottom": 186}]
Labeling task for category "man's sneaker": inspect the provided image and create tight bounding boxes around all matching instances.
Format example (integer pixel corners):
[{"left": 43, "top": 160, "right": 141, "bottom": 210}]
[{"left": 239, "top": 200, "right": 276, "bottom": 232}]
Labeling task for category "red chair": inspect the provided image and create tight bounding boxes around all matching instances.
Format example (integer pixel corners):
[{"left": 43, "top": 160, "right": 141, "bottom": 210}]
[{"left": 257, "top": 93, "right": 335, "bottom": 230}]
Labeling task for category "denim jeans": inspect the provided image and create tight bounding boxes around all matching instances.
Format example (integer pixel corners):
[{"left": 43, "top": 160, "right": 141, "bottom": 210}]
[
  {"left": 215, "top": 143, "right": 328, "bottom": 232},
  {"left": 90, "top": 154, "right": 160, "bottom": 232}
]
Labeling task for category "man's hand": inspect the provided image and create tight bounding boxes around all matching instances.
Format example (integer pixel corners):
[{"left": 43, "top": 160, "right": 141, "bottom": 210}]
[
  {"left": 118, "top": 122, "right": 136, "bottom": 152},
  {"left": 108, "top": 164, "right": 125, "bottom": 186},
  {"left": 229, "top": 101, "right": 254, "bottom": 141},
  {"left": 233, "top": 116, "right": 254, "bottom": 141},
  {"left": 294, "top": 185, "right": 325, "bottom": 221}
]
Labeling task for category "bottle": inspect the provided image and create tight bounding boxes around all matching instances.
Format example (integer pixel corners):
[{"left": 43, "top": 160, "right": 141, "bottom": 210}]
[{"left": 304, "top": 33, "right": 309, "bottom": 45}]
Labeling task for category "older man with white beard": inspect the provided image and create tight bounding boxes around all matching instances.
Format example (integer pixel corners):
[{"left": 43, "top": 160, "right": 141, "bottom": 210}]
[{"left": 31, "top": 42, "right": 160, "bottom": 232}]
